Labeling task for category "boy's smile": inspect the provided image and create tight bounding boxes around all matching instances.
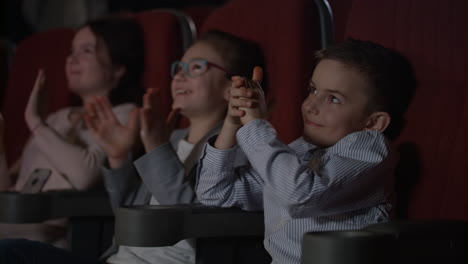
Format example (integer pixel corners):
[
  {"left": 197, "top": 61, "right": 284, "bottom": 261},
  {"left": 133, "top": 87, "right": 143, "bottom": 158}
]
[
  {"left": 304, "top": 119, "right": 323, "bottom": 127},
  {"left": 301, "top": 59, "right": 375, "bottom": 147}
]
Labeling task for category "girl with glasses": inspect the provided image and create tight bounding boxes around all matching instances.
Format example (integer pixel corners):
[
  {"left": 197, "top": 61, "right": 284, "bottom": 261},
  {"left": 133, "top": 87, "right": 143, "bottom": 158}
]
[
  {"left": 96, "top": 30, "right": 265, "bottom": 264},
  {"left": 89, "top": 30, "right": 264, "bottom": 264}
]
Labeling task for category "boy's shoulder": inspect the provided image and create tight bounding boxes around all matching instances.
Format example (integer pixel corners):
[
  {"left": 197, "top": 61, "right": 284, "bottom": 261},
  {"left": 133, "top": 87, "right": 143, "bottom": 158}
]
[
  {"left": 333, "top": 130, "right": 390, "bottom": 148},
  {"left": 289, "top": 136, "right": 315, "bottom": 151},
  {"left": 326, "top": 131, "right": 393, "bottom": 162},
  {"left": 291, "top": 131, "right": 391, "bottom": 160}
]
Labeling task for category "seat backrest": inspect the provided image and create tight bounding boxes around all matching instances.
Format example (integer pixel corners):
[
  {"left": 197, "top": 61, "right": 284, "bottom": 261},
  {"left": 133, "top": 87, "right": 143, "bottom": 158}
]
[
  {"left": 182, "top": 6, "right": 216, "bottom": 37},
  {"left": 135, "top": 9, "right": 191, "bottom": 119},
  {"left": 1, "top": 29, "right": 75, "bottom": 165},
  {"left": 201, "top": 0, "right": 322, "bottom": 143},
  {"left": 344, "top": 0, "right": 466, "bottom": 220},
  {"left": 327, "top": 0, "right": 354, "bottom": 43}
]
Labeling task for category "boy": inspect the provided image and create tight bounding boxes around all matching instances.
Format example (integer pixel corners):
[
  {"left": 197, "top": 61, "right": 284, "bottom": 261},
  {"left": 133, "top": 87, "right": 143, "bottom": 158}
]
[{"left": 195, "top": 39, "right": 416, "bottom": 264}]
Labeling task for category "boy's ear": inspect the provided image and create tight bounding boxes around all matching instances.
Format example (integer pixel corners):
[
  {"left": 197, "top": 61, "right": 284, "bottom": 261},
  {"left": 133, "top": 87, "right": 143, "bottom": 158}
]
[{"left": 364, "top": 112, "right": 391, "bottom": 132}]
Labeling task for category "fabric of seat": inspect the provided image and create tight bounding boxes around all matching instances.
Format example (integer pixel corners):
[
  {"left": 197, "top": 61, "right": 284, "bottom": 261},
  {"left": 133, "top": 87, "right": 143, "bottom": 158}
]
[
  {"left": 0, "top": 39, "right": 15, "bottom": 107},
  {"left": 344, "top": 0, "right": 466, "bottom": 220},
  {"left": 327, "top": 0, "right": 354, "bottom": 43},
  {"left": 135, "top": 10, "right": 187, "bottom": 119},
  {"left": 182, "top": 6, "right": 216, "bottom": 37}
]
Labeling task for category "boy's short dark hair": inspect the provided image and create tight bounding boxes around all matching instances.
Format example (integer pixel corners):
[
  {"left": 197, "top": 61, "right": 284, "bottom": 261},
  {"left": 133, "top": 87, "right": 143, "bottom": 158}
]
[
  {"left": 198, "top": 30, "right": 268, "bottom": 94},
  {"left": 315, "top": 38, "right": 417, "bottom": 140}
]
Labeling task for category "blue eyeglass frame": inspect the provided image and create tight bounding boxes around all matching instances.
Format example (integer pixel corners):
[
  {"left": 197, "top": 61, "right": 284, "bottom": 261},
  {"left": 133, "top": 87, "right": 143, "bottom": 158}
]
[{"left": 170, "top": 59, "right": 231, "bottom": 78}]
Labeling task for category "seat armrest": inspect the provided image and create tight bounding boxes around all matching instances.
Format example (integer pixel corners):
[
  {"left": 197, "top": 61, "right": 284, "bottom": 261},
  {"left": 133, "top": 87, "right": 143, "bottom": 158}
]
[
  {"left": 302, "top": 230, "right": 396, "bottom": 264},
  {"left": 301, "top": 220, "right": 466, "bottom": 264},
  {"left": 115, "top": 204, "right": 264, "bottom": 247},
  {"left": 0, "top": 190, "right": 113, "bottom": 223},
  {"left": 364, "top": 220, "right": 466, "bottom": 239}
]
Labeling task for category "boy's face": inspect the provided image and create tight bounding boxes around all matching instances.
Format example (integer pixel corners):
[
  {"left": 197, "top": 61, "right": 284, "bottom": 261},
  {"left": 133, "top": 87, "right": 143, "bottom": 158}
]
[{"left": 301, "top": 59, "right": 374, "bottom": 147}]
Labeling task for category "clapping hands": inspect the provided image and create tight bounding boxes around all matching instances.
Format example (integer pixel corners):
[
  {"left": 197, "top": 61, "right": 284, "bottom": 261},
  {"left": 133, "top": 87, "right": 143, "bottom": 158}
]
[
  {"left": 214, "top": 66, "right": 268, "bottom": 150},
  {"left": 139, "top": 88, "right": 181, "bottom": 154},
  {"left": 84, "top": 88, "right": 181, "bottom": 168},
  {"left": 84, "top": 96, "right": 140, "bottom": 168},
  {"left": 228, "top": 66, "right": 268, "bottom": 125},
  {"left": 24, "top": 69, "right": 48, "bottom": 131}
]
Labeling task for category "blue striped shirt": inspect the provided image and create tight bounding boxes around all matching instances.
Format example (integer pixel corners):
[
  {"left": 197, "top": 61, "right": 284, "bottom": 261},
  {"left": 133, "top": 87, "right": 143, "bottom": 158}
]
[{"left": 196, "top": 119, "right": 397, "bottom": 264}]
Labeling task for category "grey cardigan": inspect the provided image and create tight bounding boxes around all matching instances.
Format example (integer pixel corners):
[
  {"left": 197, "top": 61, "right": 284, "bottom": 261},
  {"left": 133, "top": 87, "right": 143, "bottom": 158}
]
[{"left": 100, "top": 124, "right": 221, "bottom": 260}]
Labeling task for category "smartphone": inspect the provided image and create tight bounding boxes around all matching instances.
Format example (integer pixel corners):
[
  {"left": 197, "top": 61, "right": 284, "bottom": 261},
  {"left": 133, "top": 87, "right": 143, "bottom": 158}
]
[{"left": 20, "top": 168, "right": 52, "bottom": 194}]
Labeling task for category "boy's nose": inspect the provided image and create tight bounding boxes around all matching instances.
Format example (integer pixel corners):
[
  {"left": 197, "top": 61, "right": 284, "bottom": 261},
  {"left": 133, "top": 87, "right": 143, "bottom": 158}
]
[{"left": 304, "top": 95, "right": 320, "bottom": 114}]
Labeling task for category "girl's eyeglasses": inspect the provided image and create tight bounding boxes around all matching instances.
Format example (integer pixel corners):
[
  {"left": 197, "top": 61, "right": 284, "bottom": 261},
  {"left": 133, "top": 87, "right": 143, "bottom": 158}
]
[{"left": 170, "top": 59, "right": 231, "bottom": 78}]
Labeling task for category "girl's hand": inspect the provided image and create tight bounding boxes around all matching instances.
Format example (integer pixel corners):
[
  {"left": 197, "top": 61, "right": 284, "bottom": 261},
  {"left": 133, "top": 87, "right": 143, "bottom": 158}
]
[
  {"left": 25, "top": 69, "right": 48, "bottom": 131},
  {"left": 84, "top": 96, "right": 140, "bottom": 168},
  {"left": 139, "top": 88, "right": 181, "bottom": 153}
]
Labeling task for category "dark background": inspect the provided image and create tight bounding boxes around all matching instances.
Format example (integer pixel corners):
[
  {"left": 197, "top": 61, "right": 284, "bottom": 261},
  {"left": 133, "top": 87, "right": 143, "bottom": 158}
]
[{"left": 0, "top": 0, "right": 228, "bottom": 44}]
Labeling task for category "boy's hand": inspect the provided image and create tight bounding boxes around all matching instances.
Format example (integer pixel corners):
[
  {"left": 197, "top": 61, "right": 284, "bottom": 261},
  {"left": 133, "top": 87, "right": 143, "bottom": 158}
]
[
  {"left": 235, "top": 67, "right": 267, "bottom": 125},
  {"left": 84, "top": 96, "right": 140, "bottom": 169},
  {"left": 25, "top": 69, "right": 48, "bottom": 131},
  {"left": 139, "top": 88, "right": 181, "bottom": 153},
  {"left": 225, "top": 76, "right": 250, "bottom": 126},
  {"left": 214, "top": 66, "right": 265, "bottom": 150}
]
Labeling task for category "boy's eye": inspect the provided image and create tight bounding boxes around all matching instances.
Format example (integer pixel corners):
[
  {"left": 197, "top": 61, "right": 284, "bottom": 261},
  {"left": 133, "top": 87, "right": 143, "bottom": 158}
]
[{"left": 330, "top": 95, "right": 340, "bottom": 104}]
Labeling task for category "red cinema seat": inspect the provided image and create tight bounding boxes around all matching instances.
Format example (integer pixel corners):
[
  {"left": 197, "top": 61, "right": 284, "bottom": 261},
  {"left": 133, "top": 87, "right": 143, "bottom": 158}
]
[
  {"left": 327, "top": 0, "right": 354, "bottom": 43},
  {"left": 344, "top": 0, "right": 466, "bottom": 221},
  {"left": 135, "top": 9, "right": 191, "bottom": 119},
  {"left": 182, "top": 6, "right": 216, "bottom": 37},
  {"left": 0, "top": 39, "right": 15, "bottom": 107}
]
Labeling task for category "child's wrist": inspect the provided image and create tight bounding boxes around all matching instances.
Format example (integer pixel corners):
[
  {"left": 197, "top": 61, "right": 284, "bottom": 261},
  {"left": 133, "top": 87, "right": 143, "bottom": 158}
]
[
  {"left": 240, "top": 115, "right": 261, "bottom": 126},
  {"left": 223, "top": 119, "right": 243, "bottom": 130},
  {"left": 108, "top": 156, "right": 128, "bottom": 170},
  {"left": 29, "top": 120, "right": 45, "bottom": 133}
]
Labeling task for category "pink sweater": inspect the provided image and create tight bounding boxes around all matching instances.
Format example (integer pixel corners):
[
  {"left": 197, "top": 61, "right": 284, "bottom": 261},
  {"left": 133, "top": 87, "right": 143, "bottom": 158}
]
[{"left": 0, "top": 103, "right": 135, "bottom": 247}]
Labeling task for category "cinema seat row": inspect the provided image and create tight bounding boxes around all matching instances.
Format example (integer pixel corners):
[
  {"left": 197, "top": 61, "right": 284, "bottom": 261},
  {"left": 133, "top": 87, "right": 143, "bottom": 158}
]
[{"left": 0, "top": 0, "right": 465, "bottom": 263}]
